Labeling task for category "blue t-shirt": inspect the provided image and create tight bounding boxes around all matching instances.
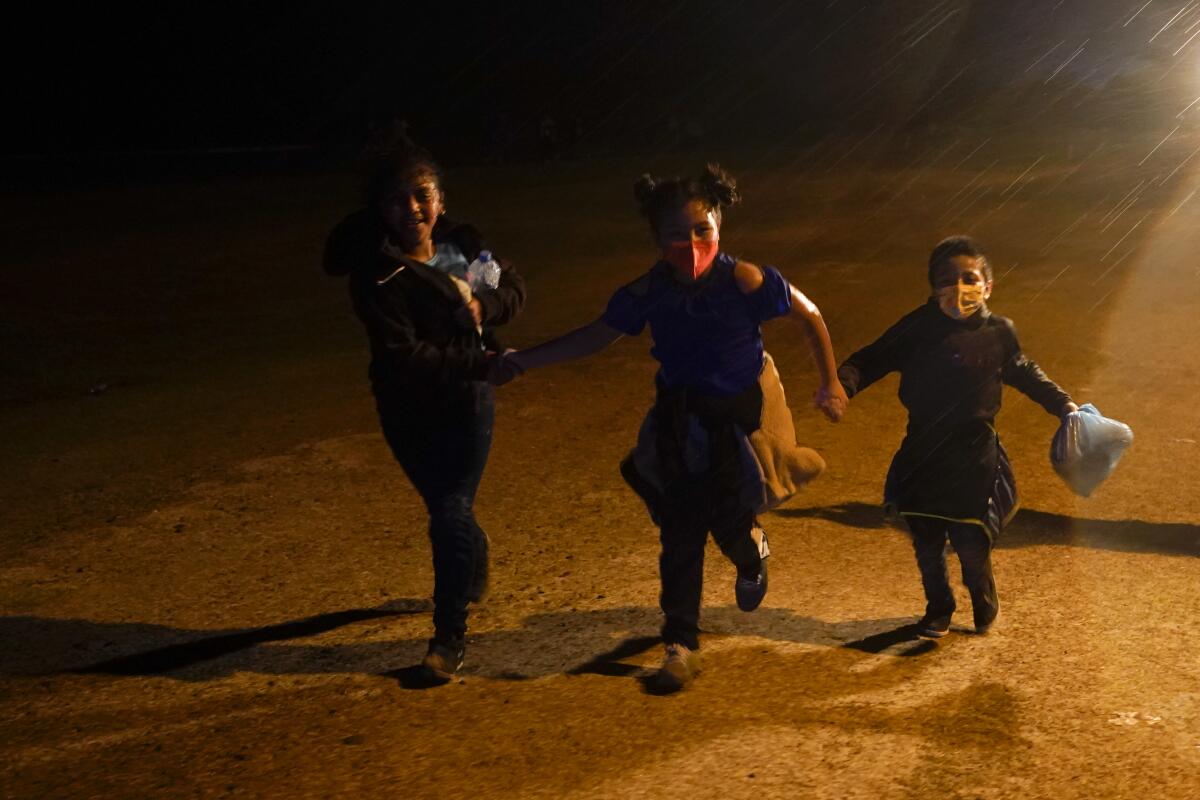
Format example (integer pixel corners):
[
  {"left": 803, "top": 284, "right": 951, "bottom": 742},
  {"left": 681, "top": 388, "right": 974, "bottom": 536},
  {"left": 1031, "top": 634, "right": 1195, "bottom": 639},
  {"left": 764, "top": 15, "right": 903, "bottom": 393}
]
[
  {"left": 425, "top": 242, "right": 471, "bottom": 279},
  {"left": 602, "top": 252, "right": 793, "bottom": 396}
]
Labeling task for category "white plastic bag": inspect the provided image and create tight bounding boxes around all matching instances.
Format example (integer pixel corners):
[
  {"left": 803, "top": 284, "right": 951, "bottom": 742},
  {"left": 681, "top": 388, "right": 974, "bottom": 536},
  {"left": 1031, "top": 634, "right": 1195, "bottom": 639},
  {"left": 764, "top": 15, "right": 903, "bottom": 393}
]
[{"left": 1050, "top": 403, "right": 1133, "bottom": 497}]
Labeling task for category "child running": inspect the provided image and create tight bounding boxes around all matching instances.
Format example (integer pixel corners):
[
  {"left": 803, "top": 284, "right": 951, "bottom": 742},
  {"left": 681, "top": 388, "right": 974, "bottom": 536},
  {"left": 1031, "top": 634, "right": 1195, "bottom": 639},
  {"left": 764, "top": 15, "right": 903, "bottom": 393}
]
[
  {"left": 323, "top": 140, "right": 526, "bottom": 682},
  {"left": 836, "top": 236, "right": 1078, "bottom": 638},
  {"left": 492, "top": 164, "right": 846, "bottom": 692}
]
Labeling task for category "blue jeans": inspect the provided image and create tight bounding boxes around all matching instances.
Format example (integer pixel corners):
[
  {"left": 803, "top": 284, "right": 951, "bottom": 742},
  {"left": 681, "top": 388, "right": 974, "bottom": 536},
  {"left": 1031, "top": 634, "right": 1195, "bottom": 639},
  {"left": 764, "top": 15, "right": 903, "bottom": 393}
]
[{"left": 377, "top": 384, "right": 494, "bottom": 646}]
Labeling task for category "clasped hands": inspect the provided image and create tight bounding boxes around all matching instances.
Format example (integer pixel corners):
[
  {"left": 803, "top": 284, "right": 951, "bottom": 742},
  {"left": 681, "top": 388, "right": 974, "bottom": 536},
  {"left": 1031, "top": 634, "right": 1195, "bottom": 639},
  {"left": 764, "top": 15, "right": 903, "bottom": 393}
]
[
  {"left": 489, "top": 352, "right": 851, "bottom": 425},
  {"left": 813, "top": 382, "right": 849, "bottom": 423}
]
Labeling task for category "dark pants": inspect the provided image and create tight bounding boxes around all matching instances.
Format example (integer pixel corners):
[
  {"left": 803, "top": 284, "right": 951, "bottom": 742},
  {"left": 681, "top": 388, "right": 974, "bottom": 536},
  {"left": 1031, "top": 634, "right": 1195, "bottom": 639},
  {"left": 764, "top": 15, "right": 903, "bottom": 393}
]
[
  {"left": 659, "top": 503, "right": 760, "bottom": 651},
  {"left": 649, "top": 382, "right": 765, "bottom": 651},
  {"left": 906, "top": 516, "right": 998, "bottom": 628},
  {"left": 377, "top": 384, "right": 494, "bottom": 647}
]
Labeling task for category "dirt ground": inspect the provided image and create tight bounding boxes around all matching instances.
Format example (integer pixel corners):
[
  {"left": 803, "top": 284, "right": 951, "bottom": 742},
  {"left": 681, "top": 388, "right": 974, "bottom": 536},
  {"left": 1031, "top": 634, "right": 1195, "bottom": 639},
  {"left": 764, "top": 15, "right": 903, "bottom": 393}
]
[{"left": 2, "top": 131, "right": 1199, "bottom": 799}]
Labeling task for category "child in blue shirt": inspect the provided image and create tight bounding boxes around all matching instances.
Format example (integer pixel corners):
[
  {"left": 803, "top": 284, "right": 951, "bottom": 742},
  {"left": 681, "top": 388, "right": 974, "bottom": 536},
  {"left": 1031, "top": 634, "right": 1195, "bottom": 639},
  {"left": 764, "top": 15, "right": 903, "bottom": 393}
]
[{"left": 493, "top": 164, "right": 847, "bottom": 691}]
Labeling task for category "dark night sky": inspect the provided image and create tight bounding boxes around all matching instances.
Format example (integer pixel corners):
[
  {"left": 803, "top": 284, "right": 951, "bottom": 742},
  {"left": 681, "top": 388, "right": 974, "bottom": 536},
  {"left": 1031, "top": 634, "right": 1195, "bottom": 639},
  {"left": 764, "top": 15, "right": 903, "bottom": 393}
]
[{"left": 5, "top": 1, "right": 1192, "bottom": 159}]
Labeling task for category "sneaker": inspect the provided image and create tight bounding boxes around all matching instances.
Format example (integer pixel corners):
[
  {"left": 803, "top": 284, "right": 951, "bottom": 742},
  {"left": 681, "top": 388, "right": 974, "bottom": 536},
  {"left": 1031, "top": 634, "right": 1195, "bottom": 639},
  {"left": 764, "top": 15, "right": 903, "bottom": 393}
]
[
  {"left": 735, "top": 527, "right": 770, "bottom": 612},
  {"left": 974, "top": 609, "right": 998, "bottom": 635},
  {"left": 467, "top": 532, "right": 490, "bottom": 603},
  {"left": 420, "top": 640, "right": 465, "bottom": 683},
  {"left": 654, "top": 643, "right": 699, "bottom": 693},
  {"left": 916, "top": 613, "right": 952, "bottom": 639}
]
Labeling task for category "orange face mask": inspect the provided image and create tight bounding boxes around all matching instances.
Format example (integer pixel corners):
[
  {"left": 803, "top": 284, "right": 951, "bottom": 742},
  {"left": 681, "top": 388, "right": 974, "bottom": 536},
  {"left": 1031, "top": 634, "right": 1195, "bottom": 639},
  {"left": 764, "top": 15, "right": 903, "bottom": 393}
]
[
  {"left": 663, "top": 238, "right": 719, "bottom": 281},
  {"left": 936, "top": 282, "right": 987, "bottom": 320}
]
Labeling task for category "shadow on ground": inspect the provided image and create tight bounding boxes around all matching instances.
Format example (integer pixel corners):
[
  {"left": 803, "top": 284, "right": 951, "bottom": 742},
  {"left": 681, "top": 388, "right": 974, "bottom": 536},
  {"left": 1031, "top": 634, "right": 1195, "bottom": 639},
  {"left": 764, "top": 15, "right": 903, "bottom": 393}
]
[
  {"left": 1, "top": 602, "right": 944, "bottom": 686},
  {"left": 9, "top": 500, "right": 1178, "bottom": 689},
  {"left": 778, "top": 502, "right": 1200, "bottom": 557}
]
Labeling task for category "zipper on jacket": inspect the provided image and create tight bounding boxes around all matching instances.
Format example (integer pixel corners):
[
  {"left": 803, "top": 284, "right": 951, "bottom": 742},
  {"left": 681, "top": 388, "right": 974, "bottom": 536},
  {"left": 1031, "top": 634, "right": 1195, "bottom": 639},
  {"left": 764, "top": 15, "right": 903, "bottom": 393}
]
[{"left": 376, "top": 265, "right": 406, "bottom": 285}]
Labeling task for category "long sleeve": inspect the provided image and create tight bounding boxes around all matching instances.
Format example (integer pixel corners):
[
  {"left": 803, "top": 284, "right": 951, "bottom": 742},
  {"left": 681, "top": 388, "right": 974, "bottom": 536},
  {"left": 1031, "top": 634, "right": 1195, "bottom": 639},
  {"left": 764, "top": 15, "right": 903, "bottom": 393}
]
[
  {"left": 1002, "top": 352, "right": 1073, "bottom": 416},
  {"left": 349, "top": 271, "right": 490, "bottom": 383},
  {"left": 837, "top": 308, "right": 922, "bottom": 398},
  {"left": 474, "top": 258, "right": 527, "bottom": 326},
  {"left": 432, "top": 219, "right": 526, "bottom": 327}
]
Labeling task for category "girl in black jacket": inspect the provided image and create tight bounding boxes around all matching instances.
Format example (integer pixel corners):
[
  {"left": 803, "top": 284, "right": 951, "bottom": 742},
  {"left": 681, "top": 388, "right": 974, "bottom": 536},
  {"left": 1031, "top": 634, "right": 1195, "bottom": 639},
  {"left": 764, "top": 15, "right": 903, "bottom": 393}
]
[
  {"left": 837, "top": 236, "right": 1076, "bottom": 639},
  {"left": 324, "top": 142, "right": 526, "bottom": 681}
]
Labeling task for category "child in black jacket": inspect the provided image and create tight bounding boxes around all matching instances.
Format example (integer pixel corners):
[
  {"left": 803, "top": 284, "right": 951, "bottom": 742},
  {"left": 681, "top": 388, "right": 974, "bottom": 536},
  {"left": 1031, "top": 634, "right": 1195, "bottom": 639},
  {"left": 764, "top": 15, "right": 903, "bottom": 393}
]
[
  {"left": 837, "top": 236, "right": 1077, "bottom": 638},
  {"left": 323, "top": 142, "right": 526, "bottom": 681}
]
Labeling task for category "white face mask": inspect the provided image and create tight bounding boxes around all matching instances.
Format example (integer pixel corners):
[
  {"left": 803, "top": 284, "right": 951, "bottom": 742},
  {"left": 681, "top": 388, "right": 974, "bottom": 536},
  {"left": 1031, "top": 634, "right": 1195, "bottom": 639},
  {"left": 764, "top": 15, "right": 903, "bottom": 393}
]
[{"left": 937, "top": 283, "right": 986, "bottom": 319}]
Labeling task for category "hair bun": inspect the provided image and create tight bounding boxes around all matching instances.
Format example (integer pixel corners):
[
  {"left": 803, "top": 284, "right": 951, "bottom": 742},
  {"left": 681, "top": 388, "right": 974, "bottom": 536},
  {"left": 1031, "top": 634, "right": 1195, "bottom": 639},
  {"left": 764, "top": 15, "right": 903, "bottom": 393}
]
[
  {"left": 633, "top": 165, "right": 742, "bottom": 230},
  {"left": 700, "top": 163, "right": 740, "bottom": 209}
]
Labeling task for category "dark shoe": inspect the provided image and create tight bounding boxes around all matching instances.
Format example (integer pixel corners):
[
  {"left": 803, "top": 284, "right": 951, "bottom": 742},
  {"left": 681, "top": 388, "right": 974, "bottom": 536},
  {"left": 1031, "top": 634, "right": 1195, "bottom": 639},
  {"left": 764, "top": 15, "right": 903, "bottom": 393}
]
[
  {"left": 653, "top": 643, "right": 699, "bottom": 693},
  {"left": 420, "top": 640, "right": 465, "bottom": 683},
  {"left": 735, "top": 527, "right": 770, "bottom": 612},
  {"left": 916, "top": 613, "right": 952, "bottom": 639},
  {"left": 467, "top": 532, "right": 490, "bottom": 603},
  {"left": 974, "top": 608, "right": 998, "bottom": 635}
]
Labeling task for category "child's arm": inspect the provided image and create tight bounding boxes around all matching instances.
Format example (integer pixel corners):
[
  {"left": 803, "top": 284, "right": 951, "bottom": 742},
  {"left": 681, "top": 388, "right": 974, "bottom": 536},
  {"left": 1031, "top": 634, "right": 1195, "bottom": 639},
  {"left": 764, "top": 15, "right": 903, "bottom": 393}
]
[
  {"left": 495, "top": 319, "right": 624, "bottom": 383},
  {"left": 473, "top": 258, "right": 527, "bottom": 327},
  {"left": 1002, "top": 352, "right": 1077, "bottom": 418},
  {"left": 350, "top": 269, "right": 491, "bottom": 382},
  {"left": 734, "top": 261, "right": 846, "bottom": 421},
  {"left": 787, "top": 286, "right": 848, "bottom": 421},
  {"left": 494, "top": 270, "right": 653, "bottom": 385},
  {"left": 998, "top": 319, "right": 1076, "bottom": 417},
  {"left": 836, "top": 309, "right": 921, "bottom": 399}
]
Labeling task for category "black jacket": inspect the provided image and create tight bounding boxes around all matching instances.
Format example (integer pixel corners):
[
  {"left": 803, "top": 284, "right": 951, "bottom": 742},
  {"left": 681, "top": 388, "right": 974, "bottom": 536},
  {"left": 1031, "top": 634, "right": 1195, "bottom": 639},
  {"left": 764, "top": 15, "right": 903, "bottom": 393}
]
[
  {"left": 838, "top": 300, "right": 1072, "bottom": 529},
  {"left": 323, "top": 210, "right": 527, "bottom": 402},
  {"left": 838, "top": 299, "right": 1072, "bottom": 433}
]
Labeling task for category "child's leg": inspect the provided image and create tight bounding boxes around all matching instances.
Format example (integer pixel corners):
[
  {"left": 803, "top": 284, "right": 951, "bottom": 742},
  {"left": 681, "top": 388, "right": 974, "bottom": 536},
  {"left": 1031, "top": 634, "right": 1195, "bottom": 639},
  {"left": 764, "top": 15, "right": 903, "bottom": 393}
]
[
  {"left": 658, "top": 506, "right": 709, "bottom": 650},
  {"left": 709, "top": 508, "right": 760, "bottom": 576},
  {"left": 378, "top": 394, "right": 493, "bottom": 652},
  {"left": 711, "top": 509, "right": 768, "bottom": 612},
  {"left": 906, "top": 517, "right": 956, "bottom": 622},
  {"left": 946, "top": 523, "right": 998, "bottom": 631}
]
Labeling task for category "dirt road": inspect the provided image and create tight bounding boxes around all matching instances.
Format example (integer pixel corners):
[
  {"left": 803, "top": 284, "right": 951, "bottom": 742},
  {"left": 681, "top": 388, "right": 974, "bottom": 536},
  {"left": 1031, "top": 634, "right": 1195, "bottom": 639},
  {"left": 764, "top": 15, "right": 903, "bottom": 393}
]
[{"left": 2, "top": 134, "right": 1198, "bottom": 798}]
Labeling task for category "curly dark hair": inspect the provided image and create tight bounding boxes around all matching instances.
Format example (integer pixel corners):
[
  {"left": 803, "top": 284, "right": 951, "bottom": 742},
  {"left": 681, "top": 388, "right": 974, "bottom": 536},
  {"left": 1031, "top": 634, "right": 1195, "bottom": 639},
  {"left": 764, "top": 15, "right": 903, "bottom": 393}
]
[
  {"left": 928, "top": 235, "right": 992, "bottom": 285},
  {"left": 633, "top": 163, "right": 741, "bottom": 233},
  {"left": 361, "top": 136, "right": 443, "bottom": 209}
]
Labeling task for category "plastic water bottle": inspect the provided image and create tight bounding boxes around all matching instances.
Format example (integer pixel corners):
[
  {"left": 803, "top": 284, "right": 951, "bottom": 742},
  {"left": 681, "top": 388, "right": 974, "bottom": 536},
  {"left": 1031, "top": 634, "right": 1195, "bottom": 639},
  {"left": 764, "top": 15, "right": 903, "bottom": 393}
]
[{"left": 466, "top": 250, "right": 501, "bottom": 292}]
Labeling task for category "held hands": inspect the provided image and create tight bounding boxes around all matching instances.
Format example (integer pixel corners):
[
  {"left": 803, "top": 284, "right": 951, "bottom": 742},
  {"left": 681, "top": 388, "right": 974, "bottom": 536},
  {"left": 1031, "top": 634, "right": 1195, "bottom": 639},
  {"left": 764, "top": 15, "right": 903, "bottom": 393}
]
[
  {"left": 1060, "top": 402, "right": 1079, "bottom": 419},
  {"left": 487, "top": 349, "right": 527, "bottom": 387},
  {"left": 813, "top": 382, "right": 849, "bottom": 422}
]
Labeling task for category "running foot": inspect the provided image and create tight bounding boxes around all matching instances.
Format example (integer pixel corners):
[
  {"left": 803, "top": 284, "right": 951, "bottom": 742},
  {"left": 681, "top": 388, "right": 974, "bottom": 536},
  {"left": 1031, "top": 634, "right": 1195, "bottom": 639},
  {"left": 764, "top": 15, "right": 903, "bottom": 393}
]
[
  {"left": 916, "top": 613, "right": 952, "bottom": 639},
  {"left": 420, "top": 640, "right": 465, "bottom": 683},
  {"left": 735, "top": 527, "right": 770, "bottom": 612},
  {"left": 653, "top": 643, "right": 699, "bottom": 693}
]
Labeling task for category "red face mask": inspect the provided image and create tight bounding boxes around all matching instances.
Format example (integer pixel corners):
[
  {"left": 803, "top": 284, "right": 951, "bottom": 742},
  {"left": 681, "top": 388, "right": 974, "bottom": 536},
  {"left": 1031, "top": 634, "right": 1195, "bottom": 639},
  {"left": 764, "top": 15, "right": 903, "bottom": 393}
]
[{"left": 662, "top": 238, "right": 719, "bottom": 281}]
